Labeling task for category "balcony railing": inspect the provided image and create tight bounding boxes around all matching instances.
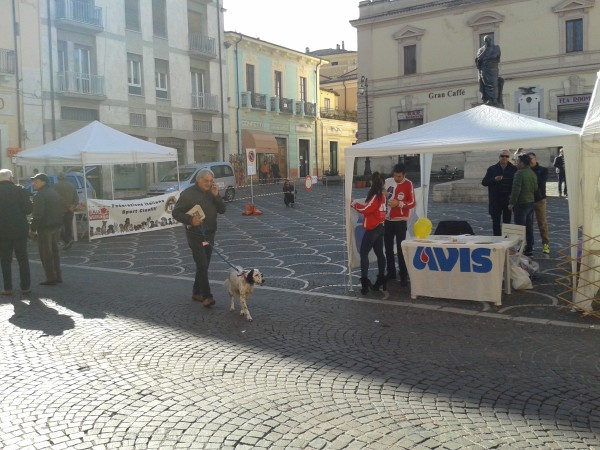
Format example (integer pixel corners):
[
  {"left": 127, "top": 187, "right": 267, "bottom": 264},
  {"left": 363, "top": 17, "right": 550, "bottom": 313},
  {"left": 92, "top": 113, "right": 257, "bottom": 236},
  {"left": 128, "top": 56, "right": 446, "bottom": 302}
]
[
  {"left": 189, "top": 33, "right": 216, "bottom": 58},
  {"left": 55, "top": 0, "right": 103, "bottom": 30},
  {"left": 0, "top": 49, "right": 16, "bottom": 75},
  {"left": 279, "top": 97, "right": 294, "bottom": 114},
  {"left": 191, "top": 93, "right": 219, "bottom": 111},
  {"left": 295, "top": 101, "right": 305, "bottom": 115},
  {"left": 320, "top": 108, "right": 357, "bottom": 121},
  {"left": 304, "top": 102, "right": 317, "bottom": 117},
  {"left": 57, "top": 71, "right": 105, "bottom": 96},
  {"left": 241, "top": 92, "right": 268, "bottom": 110}
]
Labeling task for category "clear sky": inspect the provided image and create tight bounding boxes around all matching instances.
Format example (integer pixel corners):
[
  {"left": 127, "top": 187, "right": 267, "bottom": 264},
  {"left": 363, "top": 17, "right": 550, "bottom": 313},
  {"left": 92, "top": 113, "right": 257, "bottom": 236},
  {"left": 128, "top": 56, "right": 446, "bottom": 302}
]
[{"left": 222, "top": 0, "right": 359, "bottom": 53}]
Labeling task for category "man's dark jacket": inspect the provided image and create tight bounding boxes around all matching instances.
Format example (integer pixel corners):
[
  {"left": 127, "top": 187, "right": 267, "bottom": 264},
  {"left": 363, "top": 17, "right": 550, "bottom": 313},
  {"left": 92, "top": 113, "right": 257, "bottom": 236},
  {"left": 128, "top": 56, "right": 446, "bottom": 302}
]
[
  {"left": 481, "top": 162, "right": 517, "bottom": 213},
  {"left": 0, "top": 181, "right": 32, "bottom": 239},
  {"left": 31, "top": 186, "right": 64, "bottom": 232},
  {"left": 530, "top": 163, "right": 548, "bottom": 202},
  {"left": 172, "top": 184, "right": 226, "bottom": 240}
]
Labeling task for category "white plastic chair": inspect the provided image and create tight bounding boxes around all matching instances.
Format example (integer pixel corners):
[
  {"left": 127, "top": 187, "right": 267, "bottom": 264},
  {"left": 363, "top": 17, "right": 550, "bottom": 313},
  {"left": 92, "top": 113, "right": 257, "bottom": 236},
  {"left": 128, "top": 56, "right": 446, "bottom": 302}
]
[{"left": 502, "top": 223, "right": 526, "bottom": 294}]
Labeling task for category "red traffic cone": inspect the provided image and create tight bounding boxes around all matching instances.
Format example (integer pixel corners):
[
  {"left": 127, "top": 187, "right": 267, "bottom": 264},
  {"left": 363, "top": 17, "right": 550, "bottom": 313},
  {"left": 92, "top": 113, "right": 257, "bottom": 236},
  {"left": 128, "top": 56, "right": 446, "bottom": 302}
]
[{"left": 242, "top": 203, "right": 254, "bottom": 216}]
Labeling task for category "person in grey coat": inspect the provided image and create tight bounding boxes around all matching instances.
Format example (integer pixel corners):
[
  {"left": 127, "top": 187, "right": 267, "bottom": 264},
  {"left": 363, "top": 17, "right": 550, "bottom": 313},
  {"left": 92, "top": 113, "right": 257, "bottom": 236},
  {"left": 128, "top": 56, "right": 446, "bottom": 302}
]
[
  {"left": 172, "top": 168, "right": 226, "bottom": 307},
  {"left": 0, "top": 169, "right": 33, "bottom": 295}
]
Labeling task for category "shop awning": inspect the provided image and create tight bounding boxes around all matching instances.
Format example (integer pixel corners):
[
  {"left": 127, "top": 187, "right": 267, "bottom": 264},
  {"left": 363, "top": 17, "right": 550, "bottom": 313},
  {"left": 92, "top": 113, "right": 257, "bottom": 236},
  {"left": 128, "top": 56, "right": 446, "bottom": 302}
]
[{"left": 242, "top": 129, "right": 278, "bottom": 153}]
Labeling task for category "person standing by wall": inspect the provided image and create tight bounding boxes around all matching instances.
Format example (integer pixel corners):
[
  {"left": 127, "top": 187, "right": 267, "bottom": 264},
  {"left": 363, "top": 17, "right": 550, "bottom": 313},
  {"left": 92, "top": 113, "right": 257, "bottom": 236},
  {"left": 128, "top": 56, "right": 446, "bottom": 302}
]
[
  {"left": 30, "top": 173, "right": 64, "bottom": 285},
  {"left": 553, "top": 147, "right": 567, "bottom": 197},
  {"left": 527, "top": 152, "right": 550, "bottom": 255},
  {"left": 384, "top": 163, "right": 415, "bottom": 286},
  {"left": 0, "top": 169, "right": 33, "bottom": 295},
  {"left": 482, "top": 150, "right": 517, "bottom": 236},
  {"left": 53, "top": 173, "right": 79, "bottom": 250},
  {"left": 508, "top": 154, "right": 538, "bottom": 257},
  {"left": 172, "top": 169, "right": 226, "bottom": 307},
  {"left": 351, "top": 172, "right": 387, "bottom": 295}
]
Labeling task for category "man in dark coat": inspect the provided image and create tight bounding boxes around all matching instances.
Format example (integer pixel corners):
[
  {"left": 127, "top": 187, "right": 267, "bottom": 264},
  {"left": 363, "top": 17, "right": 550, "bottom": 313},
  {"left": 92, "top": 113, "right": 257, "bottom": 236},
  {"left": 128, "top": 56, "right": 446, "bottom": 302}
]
[
  {"left": 0, "top": 169, "right": 32, "bottom": 295},
  {"left": 481, "top": 150, "right": 517, "bottom": 236},
  {"left": 31, "top": 173, "right": 64, "bottom": 285},
  {"left": 553, "top": 147, "right": 567, "bottom": 197},
  {"left": 172, "top": 168, "right": 226, "bottom": 307}
]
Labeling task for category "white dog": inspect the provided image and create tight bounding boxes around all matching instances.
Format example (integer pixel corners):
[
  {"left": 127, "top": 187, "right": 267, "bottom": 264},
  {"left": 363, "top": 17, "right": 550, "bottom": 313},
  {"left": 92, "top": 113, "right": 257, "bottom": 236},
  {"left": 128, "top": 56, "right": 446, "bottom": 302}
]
[{"left": 224, "top": 268, "right": 265, "bottom": 321}]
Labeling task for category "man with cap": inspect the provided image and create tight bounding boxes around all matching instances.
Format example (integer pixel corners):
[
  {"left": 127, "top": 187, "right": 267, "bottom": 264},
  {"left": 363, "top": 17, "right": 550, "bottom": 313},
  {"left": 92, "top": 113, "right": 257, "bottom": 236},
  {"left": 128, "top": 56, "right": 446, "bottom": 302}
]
[
  {"left": 30, "top": 173, "right": 64, "bottom": 285},
  {"left": 53, "top": 172, "right": 79, "bottom": 250},
  {"left": 0, "top": 169, "right": 33, "bottom": 295}
]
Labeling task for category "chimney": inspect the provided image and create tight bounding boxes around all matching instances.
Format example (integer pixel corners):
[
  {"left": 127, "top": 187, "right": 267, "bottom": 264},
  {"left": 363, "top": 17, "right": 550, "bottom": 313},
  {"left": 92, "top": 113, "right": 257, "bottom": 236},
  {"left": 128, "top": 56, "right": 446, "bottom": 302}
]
[
  {"left": 342, "top": 41, "right": 345, "bottom": 50},
  {"left": 336, "top": 44, "right": 340, "bottom": 50},
  {"left": 306, "top": 47, "right": 310, "bottom": 53}
]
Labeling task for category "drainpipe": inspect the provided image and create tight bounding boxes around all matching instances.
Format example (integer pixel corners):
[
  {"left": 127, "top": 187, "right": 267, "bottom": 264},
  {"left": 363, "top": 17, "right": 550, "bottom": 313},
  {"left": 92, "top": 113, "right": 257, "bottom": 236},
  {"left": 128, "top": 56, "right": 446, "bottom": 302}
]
[
  {"left": 11, "top": 0, "right": 22, "bottom": 150},
  {"left": 216, "top": 0, "right": 226, "bottom": 160},
  {"left": 46, "top": 0, "right": 56, "bottom": 141},
  {"left": 233, "top": 33, "right": 243, "bottom": 155},
  {"left": 314, "top": 58, "right": 323, "bottom": 176}
]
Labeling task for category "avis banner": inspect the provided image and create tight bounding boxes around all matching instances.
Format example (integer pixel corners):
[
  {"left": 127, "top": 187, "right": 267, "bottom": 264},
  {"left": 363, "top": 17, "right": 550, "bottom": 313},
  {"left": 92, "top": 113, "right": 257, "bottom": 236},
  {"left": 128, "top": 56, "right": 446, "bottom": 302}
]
[{"left": 86, "top": 192, "right": 181, "bottom": 239}]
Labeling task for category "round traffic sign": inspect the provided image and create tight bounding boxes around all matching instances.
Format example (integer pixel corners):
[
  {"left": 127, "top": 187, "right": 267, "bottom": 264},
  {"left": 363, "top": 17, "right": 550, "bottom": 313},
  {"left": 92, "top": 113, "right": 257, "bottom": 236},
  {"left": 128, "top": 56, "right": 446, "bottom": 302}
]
[{"left": 304, "top": 175, "right": 312, "bottom": 190}]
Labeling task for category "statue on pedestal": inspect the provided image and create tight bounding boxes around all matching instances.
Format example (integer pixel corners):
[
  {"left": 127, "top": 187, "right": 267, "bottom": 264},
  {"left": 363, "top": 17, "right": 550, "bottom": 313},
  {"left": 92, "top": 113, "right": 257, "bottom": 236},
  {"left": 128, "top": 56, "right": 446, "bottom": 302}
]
[{"left": 475, "top": 35, "right": 504, "bottom": 107}]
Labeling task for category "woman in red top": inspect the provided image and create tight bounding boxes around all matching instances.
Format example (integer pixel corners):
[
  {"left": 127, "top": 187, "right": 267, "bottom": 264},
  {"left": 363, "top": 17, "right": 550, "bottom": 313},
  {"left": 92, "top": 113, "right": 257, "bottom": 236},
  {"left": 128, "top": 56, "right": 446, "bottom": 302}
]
[{"left": 351, "top": 172, "right": 387, "bottom": 294}]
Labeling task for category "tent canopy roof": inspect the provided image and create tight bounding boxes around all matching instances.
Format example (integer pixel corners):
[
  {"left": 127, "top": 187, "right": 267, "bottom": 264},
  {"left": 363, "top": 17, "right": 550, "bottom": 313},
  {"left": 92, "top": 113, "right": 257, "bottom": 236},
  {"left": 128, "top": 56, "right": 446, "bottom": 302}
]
[
  {"left": 16, "top": 121, "right": 177, "bottom": 166},
  {"left": 346, "top": 105, "right": 582, "bottom": 158}
]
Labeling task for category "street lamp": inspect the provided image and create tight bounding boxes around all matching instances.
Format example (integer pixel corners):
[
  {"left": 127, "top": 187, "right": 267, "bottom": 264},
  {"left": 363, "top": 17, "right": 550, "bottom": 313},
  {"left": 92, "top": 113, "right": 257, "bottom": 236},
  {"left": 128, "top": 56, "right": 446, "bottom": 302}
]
[{"left": 359, "top": 76, "right": 371, "bottom": 178}]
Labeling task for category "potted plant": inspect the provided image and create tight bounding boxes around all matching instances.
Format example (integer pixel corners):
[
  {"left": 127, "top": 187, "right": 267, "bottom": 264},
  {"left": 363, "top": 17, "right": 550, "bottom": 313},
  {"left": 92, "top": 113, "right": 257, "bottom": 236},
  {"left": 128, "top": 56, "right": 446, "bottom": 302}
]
[
  {"left": 353, "top": 175, "right": 366, "bottom": 188},
  {"left": 323, "top": 169, "right": 342, "bottom": 185}
]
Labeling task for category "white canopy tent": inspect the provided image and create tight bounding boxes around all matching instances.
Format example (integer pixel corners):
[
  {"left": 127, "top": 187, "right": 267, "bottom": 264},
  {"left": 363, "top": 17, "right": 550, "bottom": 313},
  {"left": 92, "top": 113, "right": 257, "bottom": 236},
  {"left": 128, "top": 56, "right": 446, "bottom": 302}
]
[
  {"left": 344, "top": 85, "right": 600, "bottom": 309},
  {"left": 15, "top": 120, "right": 178, "bottom": 200},
  {"left": 15, "top": 121, "right": 177, "bottom": 166}
]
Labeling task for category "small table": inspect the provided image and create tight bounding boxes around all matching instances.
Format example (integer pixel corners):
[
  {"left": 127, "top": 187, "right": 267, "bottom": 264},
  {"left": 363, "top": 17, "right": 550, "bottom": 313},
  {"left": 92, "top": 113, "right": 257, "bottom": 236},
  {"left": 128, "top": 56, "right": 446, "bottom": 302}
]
[{"left": 401, "top": 235, "right": 518, "bottom": 306}]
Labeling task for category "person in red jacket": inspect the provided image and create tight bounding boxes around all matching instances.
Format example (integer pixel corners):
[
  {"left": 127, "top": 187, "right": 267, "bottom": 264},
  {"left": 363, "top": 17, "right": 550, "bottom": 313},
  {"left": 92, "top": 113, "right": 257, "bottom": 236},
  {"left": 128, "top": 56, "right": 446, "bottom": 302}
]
[
  {"left": 384, "top": 163, "right": 415, "bottom": 286},
  {"left": 351, "top": 172, "right": 387, "bottom": 295}
]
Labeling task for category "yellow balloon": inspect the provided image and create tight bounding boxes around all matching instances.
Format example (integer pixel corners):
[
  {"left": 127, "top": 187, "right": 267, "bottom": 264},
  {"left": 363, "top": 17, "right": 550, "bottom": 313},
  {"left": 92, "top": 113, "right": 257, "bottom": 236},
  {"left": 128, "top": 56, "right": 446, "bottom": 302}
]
[{"left": 413, "top": 218, "right": 432, "bottom": 239}]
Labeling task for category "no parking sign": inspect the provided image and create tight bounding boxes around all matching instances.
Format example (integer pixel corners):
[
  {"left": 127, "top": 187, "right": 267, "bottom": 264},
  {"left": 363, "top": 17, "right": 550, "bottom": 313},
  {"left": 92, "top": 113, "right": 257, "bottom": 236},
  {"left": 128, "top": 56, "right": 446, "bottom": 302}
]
[{"left": 246, "top": 148, "right": 257, "bottom": 176}]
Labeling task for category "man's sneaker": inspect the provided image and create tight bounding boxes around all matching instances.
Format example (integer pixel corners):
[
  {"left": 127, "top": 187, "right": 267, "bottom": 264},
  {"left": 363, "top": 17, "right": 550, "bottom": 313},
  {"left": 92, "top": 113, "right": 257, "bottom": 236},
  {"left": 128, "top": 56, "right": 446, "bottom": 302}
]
[{"left": 543, "top": 244, "right": 550, "bottom": 254}]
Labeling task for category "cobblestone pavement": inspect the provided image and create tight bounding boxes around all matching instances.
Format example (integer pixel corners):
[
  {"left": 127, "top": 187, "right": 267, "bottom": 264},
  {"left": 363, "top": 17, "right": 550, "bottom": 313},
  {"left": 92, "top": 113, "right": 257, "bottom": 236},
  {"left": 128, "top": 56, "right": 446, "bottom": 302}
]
[{"left": 1, "top": 182, "right": 599, "bottom": 449}]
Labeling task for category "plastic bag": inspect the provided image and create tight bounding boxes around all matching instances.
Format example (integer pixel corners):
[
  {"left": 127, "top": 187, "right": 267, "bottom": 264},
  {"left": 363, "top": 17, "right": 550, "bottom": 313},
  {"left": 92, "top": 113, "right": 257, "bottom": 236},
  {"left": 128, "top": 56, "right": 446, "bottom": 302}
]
[
  {"left": 517, "top": 255, "right": 539, "bottom": 279},
  {"left": 511, "top": 264, "right": 533, "bottom": 290}
]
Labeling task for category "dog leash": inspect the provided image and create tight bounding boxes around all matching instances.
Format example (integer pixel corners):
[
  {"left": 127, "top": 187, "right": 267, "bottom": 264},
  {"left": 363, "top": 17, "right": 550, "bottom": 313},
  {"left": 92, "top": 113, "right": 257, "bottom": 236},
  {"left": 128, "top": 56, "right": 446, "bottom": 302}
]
[{"left": 196, "top": 226, "right": 243, "bottom": 274}]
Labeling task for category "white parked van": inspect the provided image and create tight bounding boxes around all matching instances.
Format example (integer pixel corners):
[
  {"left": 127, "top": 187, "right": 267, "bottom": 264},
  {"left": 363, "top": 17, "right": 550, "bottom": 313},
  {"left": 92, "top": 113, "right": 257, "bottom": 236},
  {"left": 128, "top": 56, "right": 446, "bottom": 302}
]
[{"left": 147, "top": 162, "right": 236, "bottom": 202}]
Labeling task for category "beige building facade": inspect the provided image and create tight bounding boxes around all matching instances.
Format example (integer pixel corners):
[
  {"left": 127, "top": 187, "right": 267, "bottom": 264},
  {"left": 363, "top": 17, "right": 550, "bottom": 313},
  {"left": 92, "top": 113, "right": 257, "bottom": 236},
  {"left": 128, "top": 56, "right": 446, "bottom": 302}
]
[
  {"left": 1, "top": 0, "right": 229, "bottom": 197},
  {"left": 352, "top": 0, "right": 600, "bottom": 176},
  {"left": 224, "top": 33, "right": 357, "bottom": 181}
]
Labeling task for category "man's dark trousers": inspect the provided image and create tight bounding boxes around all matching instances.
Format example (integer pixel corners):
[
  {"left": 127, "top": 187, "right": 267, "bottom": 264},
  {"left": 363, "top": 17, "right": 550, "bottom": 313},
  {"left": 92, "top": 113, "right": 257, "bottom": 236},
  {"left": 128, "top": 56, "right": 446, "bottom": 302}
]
[
  {"left": 37, "top": 228, "right": 61, "bottom": 282},
  {"left": 0, "top": 238, "right": 30, "bottom": 291},
  {"left": 384, "top": 220, "right": 408, "bottom": 280}
]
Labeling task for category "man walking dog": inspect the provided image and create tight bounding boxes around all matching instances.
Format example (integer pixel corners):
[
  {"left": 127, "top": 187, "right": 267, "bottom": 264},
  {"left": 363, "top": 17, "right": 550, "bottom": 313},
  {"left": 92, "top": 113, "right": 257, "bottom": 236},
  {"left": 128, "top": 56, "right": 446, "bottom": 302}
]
[{"left": 172, "top": 169, "right": 226, "bottom": 307}]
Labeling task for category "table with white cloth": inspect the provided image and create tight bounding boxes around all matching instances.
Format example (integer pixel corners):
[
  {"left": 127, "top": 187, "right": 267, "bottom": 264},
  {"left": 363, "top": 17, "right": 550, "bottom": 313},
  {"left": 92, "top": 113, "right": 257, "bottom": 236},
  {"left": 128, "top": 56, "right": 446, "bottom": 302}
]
[{"left": 401, "top": 235, "right": 518, "bottom": 306}]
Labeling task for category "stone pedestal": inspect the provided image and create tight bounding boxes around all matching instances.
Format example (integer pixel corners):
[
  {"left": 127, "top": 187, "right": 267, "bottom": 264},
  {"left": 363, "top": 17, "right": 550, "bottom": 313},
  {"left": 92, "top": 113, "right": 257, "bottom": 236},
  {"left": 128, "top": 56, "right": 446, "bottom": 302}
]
[{"left": 432, "top": 151, "right": 496, "bottom": 203}]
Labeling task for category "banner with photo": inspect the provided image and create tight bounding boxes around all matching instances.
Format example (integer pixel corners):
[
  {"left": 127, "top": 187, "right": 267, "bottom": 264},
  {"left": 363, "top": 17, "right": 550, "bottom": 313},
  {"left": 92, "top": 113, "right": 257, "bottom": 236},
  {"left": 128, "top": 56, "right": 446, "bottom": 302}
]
[{"left": 86, "top": 192, "right": 181, "bottom": 239}]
